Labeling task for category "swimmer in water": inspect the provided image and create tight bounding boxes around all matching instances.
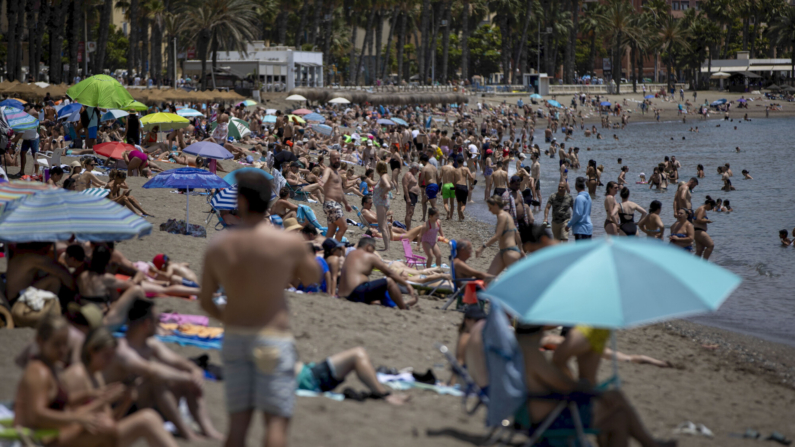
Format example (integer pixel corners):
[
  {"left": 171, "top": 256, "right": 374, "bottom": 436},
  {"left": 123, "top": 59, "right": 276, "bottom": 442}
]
[
  {"left": 696, "top": 164, "right": 705, "bottom": 178},
  {"left": 670, "top": 209, "right": 695, "bottom": 252},
  {"left": 780, "top": 230, "right": 793, "bottom": 247},
  {"left": 693, "top": 198, "right": 715, "bottom": 260},
  {"left": 736, "top": 146, "right": 740, "bottom": 152},
  {"left": 742, "top": 170, "right": 752, "bottom": 179}
]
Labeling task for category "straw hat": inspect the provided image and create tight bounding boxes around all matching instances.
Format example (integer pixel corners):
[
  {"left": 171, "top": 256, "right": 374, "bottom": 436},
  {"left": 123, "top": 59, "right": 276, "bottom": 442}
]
[{"left": 282, "top": 217, "right": 303, "bottom": 232}]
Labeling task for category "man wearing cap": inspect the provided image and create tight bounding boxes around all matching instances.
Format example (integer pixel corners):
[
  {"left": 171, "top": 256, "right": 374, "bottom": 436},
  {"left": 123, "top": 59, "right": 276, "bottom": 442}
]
[
  {"left": 151, "top": 253, "right": 200, "bottom": 286},
  {"left": 200, "top": 172, "right": 320, "bottom": 446}
]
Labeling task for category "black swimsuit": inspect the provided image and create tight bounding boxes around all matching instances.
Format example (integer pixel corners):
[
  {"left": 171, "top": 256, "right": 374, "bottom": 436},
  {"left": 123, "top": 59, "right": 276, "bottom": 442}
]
[{"left": 618, "top": 203, "right": 637, "bottom": 236}]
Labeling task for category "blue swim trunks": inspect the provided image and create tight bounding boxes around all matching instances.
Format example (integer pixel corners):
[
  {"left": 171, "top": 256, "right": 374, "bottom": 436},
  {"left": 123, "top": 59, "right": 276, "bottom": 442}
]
[{"left": 425, "top": 183, "right": 440, "bottom": 199}]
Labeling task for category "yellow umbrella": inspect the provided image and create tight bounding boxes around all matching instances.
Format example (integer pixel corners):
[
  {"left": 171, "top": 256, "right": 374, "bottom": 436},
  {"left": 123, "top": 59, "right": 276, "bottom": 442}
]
[
  {"left": 287, "top": 114, "right": 306, "bottom": 124},
  {"left": 139, "top": 112, "right": 190, "bottom": 132},
  {"left": 126, "top": 101, "right": 148, "bottom": 112}
]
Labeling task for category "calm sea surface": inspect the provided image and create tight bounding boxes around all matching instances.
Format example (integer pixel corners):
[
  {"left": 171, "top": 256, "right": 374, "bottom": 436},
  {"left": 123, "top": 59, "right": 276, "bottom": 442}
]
[{"left": 466, "top": 116, "right": 795, "bottom": 346}]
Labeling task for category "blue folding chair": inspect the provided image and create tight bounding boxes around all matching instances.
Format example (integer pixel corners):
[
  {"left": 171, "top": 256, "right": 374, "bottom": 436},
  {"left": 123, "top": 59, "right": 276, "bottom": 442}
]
[{"left": 441, "top": 240, "right": 479, "bottom": 310}]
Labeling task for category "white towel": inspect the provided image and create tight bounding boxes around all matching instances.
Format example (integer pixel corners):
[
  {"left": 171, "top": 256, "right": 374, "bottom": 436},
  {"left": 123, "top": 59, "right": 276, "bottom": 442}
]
[{"left": 18, "top": 287, "right": 58, "bottom": 311}]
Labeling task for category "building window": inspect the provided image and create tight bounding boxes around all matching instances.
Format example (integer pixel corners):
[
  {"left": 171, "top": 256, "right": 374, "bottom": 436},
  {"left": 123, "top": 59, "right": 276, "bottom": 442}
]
[
  {"left": 672, "top": 1, "right": 680, "bottom": 10},
  {"left": 681, "top": 1, "right": 689, "bottom": 9}
]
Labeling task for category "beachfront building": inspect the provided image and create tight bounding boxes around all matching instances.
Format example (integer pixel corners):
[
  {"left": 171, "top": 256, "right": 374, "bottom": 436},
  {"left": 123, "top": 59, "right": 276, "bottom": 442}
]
[
  {"left": 701, "top": 51, "right": 793, "bottom": 92},
  {"left": 183, "top": 42, "right": 324, "bottom": 92}
]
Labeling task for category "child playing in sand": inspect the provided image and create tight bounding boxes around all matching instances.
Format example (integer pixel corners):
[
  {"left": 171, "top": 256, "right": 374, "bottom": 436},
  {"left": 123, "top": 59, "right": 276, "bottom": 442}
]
[{"left": 420, "top": 208, "right": 445, "bottom": 268}]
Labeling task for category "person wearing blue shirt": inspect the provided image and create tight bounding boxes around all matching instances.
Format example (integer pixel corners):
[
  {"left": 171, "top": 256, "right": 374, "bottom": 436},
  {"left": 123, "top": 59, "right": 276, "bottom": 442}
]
[
  {"left": 298, "top": 245, "right": 330, "bottom": 293},
  {"left": 567, "top": 177, "right": 593, "bottom": 240}
]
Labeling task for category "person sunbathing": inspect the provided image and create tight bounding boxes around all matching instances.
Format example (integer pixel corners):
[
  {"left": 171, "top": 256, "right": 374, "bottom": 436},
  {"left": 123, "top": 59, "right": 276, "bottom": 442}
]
[
  {"left": 14, "top": 314, "right": 179, "bottom": 447},
  {"left": 270, "top": 187, "right": 299, "bottom": 219},
  {"left": 107, "top": 170, "right": 153, "bottom": 217},
  {"left": 100, "top": 299, "right": 223, "bottom": 441},
  {"left": 542, "top": 331, "right": 672, "bottom": 369},
  {"left": 140, "top": 127, "right": 169, "bottom": 156},
  {"left": 341, "top": 168, "right": 365, "bottom": 197},
  {"left": 285, "top": 161, "right": 324, "bottom": 202},
  {"left": 74, "top": 158, "right": 107, "bottom": 192},
  {"left": 452, "top": 239, "right": 494, "bottom": 282},
  {"left": 5, "top": 242, "right": 76, "bottom": 305},
  {"left": 464, "top": 321, "right": 677, "bottom": 447},
  {"left": 338, "top": 237, "right": 418, "bottom": 309},
  {"left": 295, "top": 346, "right": 409, "bottom": 405},
  {"left": 150, "top": 253, "right": 199, "bottom": 285}
]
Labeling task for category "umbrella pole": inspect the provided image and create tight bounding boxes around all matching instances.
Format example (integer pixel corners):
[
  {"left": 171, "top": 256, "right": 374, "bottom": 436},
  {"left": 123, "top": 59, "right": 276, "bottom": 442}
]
[
  {"left": 186, "top": 189, "right": 190, "bottom": 235},
  {"left": 611, "top": 331, "right": 621, "bottom": 388}
]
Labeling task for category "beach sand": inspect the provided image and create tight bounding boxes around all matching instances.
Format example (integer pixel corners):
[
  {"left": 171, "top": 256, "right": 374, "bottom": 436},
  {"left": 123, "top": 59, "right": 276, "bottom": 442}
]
[{"left": 2, "top": 95, "right": 795, "bottom": 445}]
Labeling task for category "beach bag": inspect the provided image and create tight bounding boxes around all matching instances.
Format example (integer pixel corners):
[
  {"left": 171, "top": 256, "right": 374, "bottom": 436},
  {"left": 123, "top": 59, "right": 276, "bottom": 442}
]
[{"left": 11, "top": 288, "right": 62, "bottom": 328}]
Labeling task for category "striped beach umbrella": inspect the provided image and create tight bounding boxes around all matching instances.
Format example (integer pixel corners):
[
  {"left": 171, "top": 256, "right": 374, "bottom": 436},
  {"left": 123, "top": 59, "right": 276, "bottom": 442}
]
[
  {"left": 177, "top": 108, "right": 204, "bottom": 118},
  {"left": 0, "top": 189, "right": 152, "bottom": 242},
  {"left": 210, "top": 185, "right": 238, "bottom": 210},
  {"left": 81, "top": 188, "right": 110, "bottom": 198},
  {"left": 1, "top": 107, "right": 39, "bottom": 131},
  {"left": 0, "top": 181, "right": 55, "bottom": 207},
  {"left": 211, "top": 118, "right": 250, "bottom": 140}
]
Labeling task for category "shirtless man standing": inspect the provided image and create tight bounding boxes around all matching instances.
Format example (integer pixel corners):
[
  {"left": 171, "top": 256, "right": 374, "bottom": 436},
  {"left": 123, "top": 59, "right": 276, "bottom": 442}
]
[
  {"left": 674, "top": 177, "right": 698, "bottom": 221},
  {"left": 453, "top": 155, "right": 475, "bottom": 221},
  {"left": 492, "top": 161, "right": 509, "bottom": 197},
  {"left": 439, "top": 158, "right": 457, "bottom": 220},
  {"left": 338, "top": 237, "right": 417, "bottom": 310},
  {"left": 199, "top": 172, "right": 320, "bottom": 447},
  {"left": 418, "top": 153, "right": 440, "bottom": 221},
  {"left": 402, "top": 163, "right": 421, "bottom": 230},
  {"left": 321, "top": 151, "right": 352, "bottom": 241},
  {"left": 531, "top": 153, "right": 542, "bottom": 211}
]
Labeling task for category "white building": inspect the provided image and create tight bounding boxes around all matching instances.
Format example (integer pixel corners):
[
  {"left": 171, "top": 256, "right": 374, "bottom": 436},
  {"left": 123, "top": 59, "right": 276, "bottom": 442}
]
[{"left": 183, "top": 42, "right": 323, "bottom": 92}]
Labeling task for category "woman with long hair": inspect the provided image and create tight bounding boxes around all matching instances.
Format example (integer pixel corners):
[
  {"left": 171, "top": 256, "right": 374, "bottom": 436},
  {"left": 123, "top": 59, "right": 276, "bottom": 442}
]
[{"left": 476, "top": 195, "right": 522, "bottom": 275}]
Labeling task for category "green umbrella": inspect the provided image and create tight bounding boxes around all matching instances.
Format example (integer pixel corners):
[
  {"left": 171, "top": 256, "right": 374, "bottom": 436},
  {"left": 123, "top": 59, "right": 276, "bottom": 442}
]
[
  {"left": 211, "top": 118, "right": 250, "bottom": 140},
  {"left": 127, "top": 101, "right": 148, "bottom": 112},
  {"left": 67, "top": 75, "right": 135, "bottom": 109}
]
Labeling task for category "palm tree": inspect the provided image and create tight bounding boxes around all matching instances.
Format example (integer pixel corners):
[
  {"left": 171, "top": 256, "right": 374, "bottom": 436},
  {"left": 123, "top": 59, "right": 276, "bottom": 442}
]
[
  {"left": 642, "top": 0, "right": 668, "bottom": 82},
  {"left": 563, "top": 0, "right": 579, "bottom": 84},
  {"left": 769, "top": 5, "right": 795, "bottom": 86},
  {"left": 598, "top": 0, "right": 637, "bottom": 93},
  {"left": 94, "top": 0, "right": 115, "bottom": 75},
  {"left": 142, "top": 0, "right": 166, "bottom": 82},
  {"left": 460, "top": 0, "right": 470, "bottom": 83},
  {"left": 624, "top": 14, "right": 650, "bottom": 93},
  {"left": 48, "top": 0, "right": 72, "bottom": 83},
  {"left": 68, "top": 0, "right": 83, "bottom": 82},
  {"left": 657, "top": 14, "right": 690, "bottom": 92},
  {"left": 579, "top": 3, "right": 604, "bottom": 79}
]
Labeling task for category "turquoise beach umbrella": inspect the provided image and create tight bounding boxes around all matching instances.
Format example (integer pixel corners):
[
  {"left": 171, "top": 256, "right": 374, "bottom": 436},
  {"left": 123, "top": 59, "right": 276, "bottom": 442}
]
[
  {"left": 479, "top": 237, "right": 741, "bottom": 329},
  {"left": 529, "top": 94, "right": 543, "bottom": 100},
  {"left": 546, "top": 100, "right": 562, "bottom": 108}
]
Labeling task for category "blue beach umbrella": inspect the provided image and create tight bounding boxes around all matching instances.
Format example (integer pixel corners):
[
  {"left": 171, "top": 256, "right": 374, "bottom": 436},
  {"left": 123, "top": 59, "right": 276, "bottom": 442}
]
[
  {"left": 546, "top": 100, "right": 562, "bottom": 108},
  {"left": 101, "top": 109, "right": 129, "bottom": 122},
  {"left": 182, "top": 141, "right": 233, "bottom": 160},
  {"left": 0, "top": 99, "right": 25, "bottom": 109},
  {"left": 177, "top": 108, "right": 204, "bottom": 118},
  {"left": 143, "top": 167, "right": 230, "bottom": 233},
  {"left": 529, "top": 94, "right": 543, "bottom": 100},
  {"left": 223, "top": 167, "right": 272, "bottom": 186},
  {"left": 0, "top": 189, "right": 152, "bottom": 242},
  {"left": 310, "top": 123, "right": 333, "bottom": 136},
  {"left": 600, "top": 101, "right": 611, "bottom": 107},
  {"left": 1, "top": 107, "right": 39, "bottom": 131},
  {"left": 644, "top": 95, "right": 654, "bottom": 99},
  {"left": 262, "top": 115, "right": 277, "bottom": 124},
  {"left": 392, "top": 117, "right": 408, "bottom": 126},
  {"left": 711, "top": 99, "right": 727, "bottom": 106},
  {"left": 210, "top": 185, "right": 238, "bottom": 210},
  {"left": 377, "top": 118, "right": 396, "bottom": 126},
  {"left": 303, "top": 113, "right": 325, "bottom": 123},
  {"left": 57, "top": 103, "right": 82, "bottom": 119},
  {"left": 480, "top": 237, "right": 741, "bottom": 329}
]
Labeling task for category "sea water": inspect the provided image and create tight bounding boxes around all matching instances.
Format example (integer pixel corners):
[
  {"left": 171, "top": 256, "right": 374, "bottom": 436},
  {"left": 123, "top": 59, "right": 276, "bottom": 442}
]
[{"left": 466, "top": 116, "right": 795, "bottom": 346}]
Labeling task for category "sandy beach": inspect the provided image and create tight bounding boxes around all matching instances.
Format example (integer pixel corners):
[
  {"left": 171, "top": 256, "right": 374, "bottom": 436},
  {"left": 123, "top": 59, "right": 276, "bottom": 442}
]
[{"left": 2, "top": 90, "right": 795, "bottom": 446}]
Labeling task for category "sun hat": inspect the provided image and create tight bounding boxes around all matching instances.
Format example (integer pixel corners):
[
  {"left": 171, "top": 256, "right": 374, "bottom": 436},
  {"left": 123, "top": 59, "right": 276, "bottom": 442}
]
[{"left": 283, "top": 217, "right": 303, "bottom": 232}]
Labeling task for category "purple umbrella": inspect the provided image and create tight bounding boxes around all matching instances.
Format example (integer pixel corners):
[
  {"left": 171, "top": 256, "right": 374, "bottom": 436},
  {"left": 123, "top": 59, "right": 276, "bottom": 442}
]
[
  {"left": 182, "top": 141, "right": 233, "bottom": 160},
  {"left": 737, "top": 99, "right": 747, "bottom": 103}
]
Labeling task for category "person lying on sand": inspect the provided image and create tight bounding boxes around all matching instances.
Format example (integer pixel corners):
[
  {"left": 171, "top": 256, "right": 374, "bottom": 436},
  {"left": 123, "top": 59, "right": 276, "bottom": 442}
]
[
  {"left": 464, "top": 321, "right": 677, "bottom": 447},
  {"left": 99, "top": 299, "right": 223, "bottom": 441},
  {"left": 295, "top": 347, "right": 410, "bottom": 405},
  {"left": 14, "top": 315, "right": 179, "bottom": 447},
  {"left": 547, "top": 329, "right": 672, "bottom": 374},
  {"left": 149, "top": 253, "right": 200, "bottom": 286},
  {"left": 338, "top": 237, "right": 418, "bottom": 309}
]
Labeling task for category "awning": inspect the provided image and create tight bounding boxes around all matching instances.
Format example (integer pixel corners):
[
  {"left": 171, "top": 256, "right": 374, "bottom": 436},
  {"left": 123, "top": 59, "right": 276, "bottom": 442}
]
[
  {"left": 739, "top": 71, "right": 761, "bottom": 78},
  {"left": 748, "top": 65, "right": 793, "bottom": 72},
  {"left": 295, "top": 62, "right": 321, "bottom": 67},
  {"left": 700, "top": 66, "right": 749, "bottom": 73}
]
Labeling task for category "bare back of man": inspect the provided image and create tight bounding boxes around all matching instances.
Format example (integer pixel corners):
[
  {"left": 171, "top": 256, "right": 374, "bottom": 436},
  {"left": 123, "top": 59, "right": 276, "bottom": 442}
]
[
  {"left": 440, "top": 163, "right": 456, "bottom": 219},
  {"left": 453, "top": 166, "right": 474, "bottom": 221},
  {"left": 338, "top": 240, "right": 417, "bottom": 310},
  {"left": 419, "top": 161, "right": 440, "bottom": 220}
]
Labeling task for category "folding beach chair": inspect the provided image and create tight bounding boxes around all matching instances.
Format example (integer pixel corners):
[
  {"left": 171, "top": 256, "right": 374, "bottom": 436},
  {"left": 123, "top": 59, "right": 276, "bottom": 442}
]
[
  {"left": 350, "top": 205, "right": 378, "bottom": 230},
  {"left": 284, "top": 181, "right": 311, "bottom": 201},
  {"left": 0, "top": 418, "right": 58, "bottom": 446},
  {"left": 441, "top": 240, "right": 479, "bottom": 311},
  {"left": 436, "top": 298, "right": 599, "bottom": 447},
  {"left": 401, "top": 238, "right": 426, "bottom": 268}
]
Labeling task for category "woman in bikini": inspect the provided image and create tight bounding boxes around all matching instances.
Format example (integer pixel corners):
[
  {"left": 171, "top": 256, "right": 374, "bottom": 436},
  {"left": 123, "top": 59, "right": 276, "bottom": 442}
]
[
  {"left": 107, "top": 170, "right": 153, "bottom": 217},
  {"left": 638, "top": 200, "right": 665, "bottom": 239},
  {"left": 373, "top": 161, "right": 393, "bottom": 250},
  {"left": 74, "top": 159, "right": 107, "bottom": 192},
  {"left": 669, "top": 209, "right": 695, "bottom": 252},
  {"left": 476, "top": 195, "right": 522, "bottom": 275},
  {"left": 586, "top": 159, "right": 599, "bottom": 196},
  {"left": 616, "top": 187, "right": 647, "bottom": 237},
  {"left": 482, "top": 150, "right": 494, "bottom": 201},
  {"left": 14, "top": 315, "right": 178, "bottom": 447},
  {"left": 693, "top": 198, "right": 715, "bottom": 260},
  {"left": 603, "top": 181, "right": 621, "bottom": 235}
]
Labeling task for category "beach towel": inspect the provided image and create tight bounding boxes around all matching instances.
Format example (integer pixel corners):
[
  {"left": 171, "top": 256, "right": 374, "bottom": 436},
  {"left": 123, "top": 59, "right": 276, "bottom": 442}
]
[
  {"left": 160, "top": 313, "right": 209, "bottom": 326},
  {"left": 160, "top": 323, "right": 223, "bottom": 339},
  {"left": 296, "top": 204, "right": 327, "bottom": 234}
]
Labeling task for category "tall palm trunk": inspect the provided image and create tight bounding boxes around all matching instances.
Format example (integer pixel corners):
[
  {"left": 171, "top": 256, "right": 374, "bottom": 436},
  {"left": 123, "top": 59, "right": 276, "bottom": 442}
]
[
  {"left": 541, "top": 0, "right": 550, "bottom": 75},
  {"left": 94, "top": 0, "right": 113, "bottom": 74},
  {"left": 667, "top": 51, "right": 673, "bottom": 92},
  {"left": 49, "top": 0, "right": 69, "bottom": 84},
  {"left": 419, "top": 0, "right": 430, "bottom": 84},
  {"left": 295, "top": 0, "right": 309, "bottom": 49},
  {"left": 750, "top": 12, "right": 759, "bottom": 58},
  {"left": 613, "top": 29, "right": 621, "bottom": 94},
  {"left": 210, "top": 33, "right": 218, "bottom": 90},
  {"left": 275, "top": 12, "right": 288, "bottom": 45},
  {"left": 151, "top": 21, "right": 162, "bottom": 82},
  {"left": 26, "top": 0, "right": 37, "bottom": 81},
  {"left": 381, "top": 7, "right": 398, "bottom": 80},
  {"left": 499, "top": 14, "right": 511, "bottom": 85},
  {"left": 567, "top": 0, "right": 579, "bottom": 83},
  {"left": 6, "top": 0, "right": 19, "bottom": 80},
  {"left": 440, "top": 1, "right": 451, "bottom": 84},
  {"left": 308, "top": 0, "right": 322, "bottom": 46},
  {"left": 428, "top": 3, "right": 441, "bottom": 84},
  {"left": 396, "top": 12, "right": 406, "bottom": 82},
  {"left": 321, "top": 0, "right": 333, "bottom": 84},
  {"left": 355, "top": 6, "right": 377, "bottom": 85},
  {"left": 722, "top": 22, "right": 733, "bottom": 59},
  {"left": 36, "top": 0, "right": 52, "bottom": 81},
  {"left": 374, "top": 8, "right": 383, "bottom": 83},
  {"left": 348, "top": 8, "right": 358, "bottom": 85},
  {"left": 461, "top": 0, "right": 469, "bottom": 82},
  {"left": 587, "top": 31, "right": 596, "bottom": 76},
  {"left": 68, "top": 0, "right": 81, "bottom": 82},
  {"left": 630, "top": 44, "right": 637, "bottom": 93},
  {"left": 166, "top": 35, "right": 175, "bottom": 84},
  {"left": 197, "top": 29, "right": 211, "bottom": 90},
  {"left": 128, "top": 0, "right": 139, "bottom": 77},
  {"left": 142, "top": 18, "right": 150, "bottom": 79},
  {"left": 513, "top": 0, "right": 532, "bottom": 84}
]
